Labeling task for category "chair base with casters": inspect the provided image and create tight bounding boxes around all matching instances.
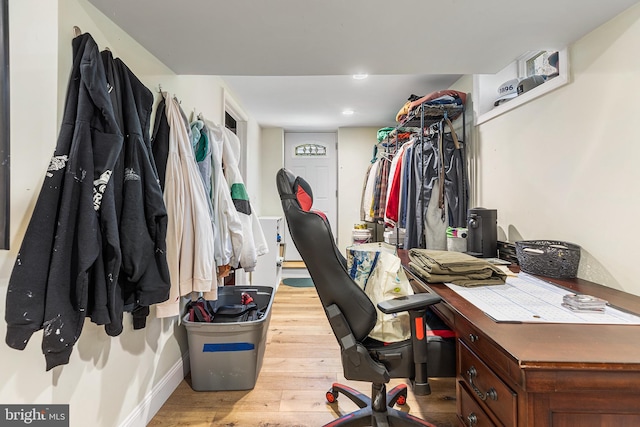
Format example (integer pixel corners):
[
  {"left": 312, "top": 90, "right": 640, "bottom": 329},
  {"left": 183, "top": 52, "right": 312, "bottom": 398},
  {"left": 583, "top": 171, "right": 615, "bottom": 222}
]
[
  {"left": 320, "top": 299, "right": 449, "bottom": 427},
  {"left": 325, "top": 382, "right": 438, "bottom": 427}
]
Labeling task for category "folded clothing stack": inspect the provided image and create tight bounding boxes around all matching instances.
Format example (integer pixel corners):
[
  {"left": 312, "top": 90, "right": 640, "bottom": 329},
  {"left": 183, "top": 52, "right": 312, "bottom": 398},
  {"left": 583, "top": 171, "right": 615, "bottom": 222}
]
[{"left": 409, "top": 249, "right": 507, "bottom": 287}]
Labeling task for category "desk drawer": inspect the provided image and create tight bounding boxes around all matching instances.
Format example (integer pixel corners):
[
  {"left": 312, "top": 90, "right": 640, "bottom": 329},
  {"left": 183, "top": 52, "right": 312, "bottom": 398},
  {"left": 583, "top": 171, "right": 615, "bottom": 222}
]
[
  {"left": 456, "top": 316, "right": 520, "bottom": 386},
  {"left": 458, "top": 381, "right": 497, "bottom": 427},
  {"left": 459, "top": 342, "right": 516, "bottom": 427}
]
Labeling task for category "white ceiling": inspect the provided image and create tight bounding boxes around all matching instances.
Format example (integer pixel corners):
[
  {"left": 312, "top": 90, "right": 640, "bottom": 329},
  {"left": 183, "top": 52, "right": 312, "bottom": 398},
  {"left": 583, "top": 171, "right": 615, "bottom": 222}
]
[{"left": 89, "top": 0, "right": 639, "bottom": 131}]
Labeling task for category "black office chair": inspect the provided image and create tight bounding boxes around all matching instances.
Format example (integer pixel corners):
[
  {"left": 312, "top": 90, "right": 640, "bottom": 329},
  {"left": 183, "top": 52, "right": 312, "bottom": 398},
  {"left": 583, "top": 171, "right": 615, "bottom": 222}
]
[{"left": 276, "top": 168, "right": 456, "bottom": 427}]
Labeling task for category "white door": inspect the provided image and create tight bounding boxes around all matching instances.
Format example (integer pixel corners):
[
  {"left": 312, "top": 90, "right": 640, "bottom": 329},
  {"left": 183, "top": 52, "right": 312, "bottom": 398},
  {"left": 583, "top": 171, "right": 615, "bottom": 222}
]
[{"left": 283, "top": 132, "right": 337, "bottom": 261}]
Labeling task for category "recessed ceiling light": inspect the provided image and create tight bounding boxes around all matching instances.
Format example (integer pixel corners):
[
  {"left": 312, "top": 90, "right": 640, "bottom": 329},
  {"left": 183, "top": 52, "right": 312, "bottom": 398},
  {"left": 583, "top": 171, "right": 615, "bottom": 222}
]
[
  {"left": 342, "top": 109, "right": 355, "bottom": 116},
  {"left": 352, "top": 73, "right": 368, "bottom": 80}
]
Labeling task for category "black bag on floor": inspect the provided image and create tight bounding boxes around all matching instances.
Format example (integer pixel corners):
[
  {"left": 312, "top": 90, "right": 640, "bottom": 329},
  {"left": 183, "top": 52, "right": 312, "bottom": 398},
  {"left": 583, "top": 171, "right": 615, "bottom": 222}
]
[
  {"left": 212, "top": 303, "right": 259, "bottom": 323},
  {"left": 186, "top": 297, "right": 216, "bottom": 323}
]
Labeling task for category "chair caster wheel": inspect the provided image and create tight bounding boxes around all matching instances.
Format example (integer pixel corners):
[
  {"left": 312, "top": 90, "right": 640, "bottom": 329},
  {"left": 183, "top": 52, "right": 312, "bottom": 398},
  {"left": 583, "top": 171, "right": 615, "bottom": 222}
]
[
  {"left": 326, "top": 388, "right": 338, "bottom": 403},
  {"left": 388, "top": 384, "right": 408, "bottom": 407}
]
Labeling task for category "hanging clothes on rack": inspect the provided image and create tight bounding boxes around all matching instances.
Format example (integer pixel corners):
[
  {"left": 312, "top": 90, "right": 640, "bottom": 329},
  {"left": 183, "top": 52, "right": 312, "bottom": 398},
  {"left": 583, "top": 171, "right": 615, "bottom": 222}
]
[
  {"left": 361, "top": 149, "right": 381, "bottom": 222},
  {"left": 155, "top": 94, "right": 216, "bottom": 318},
  {"left": 373, "top": 131, "right": 413, "bottom": 222},
  {"left": 384, "top": 136, "right": 413, "bottom": 226},
  {"left": 403, "top": 119, "right": 467, "bottom": 250},
  {"left": 360, "top": 89, "right": 470, "bottom": 251},
  {"left": 372, "top": 151, "right": 391, "bottom": 221},
  {"left": 405, "top": 132, "right": 439, "bottom": 249}
]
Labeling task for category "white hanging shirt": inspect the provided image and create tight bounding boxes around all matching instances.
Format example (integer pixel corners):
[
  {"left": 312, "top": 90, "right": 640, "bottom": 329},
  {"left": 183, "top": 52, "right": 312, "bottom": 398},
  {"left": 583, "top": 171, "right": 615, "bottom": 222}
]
[{"left": 155, "top": 95, "right": 216, "bottom": 318}]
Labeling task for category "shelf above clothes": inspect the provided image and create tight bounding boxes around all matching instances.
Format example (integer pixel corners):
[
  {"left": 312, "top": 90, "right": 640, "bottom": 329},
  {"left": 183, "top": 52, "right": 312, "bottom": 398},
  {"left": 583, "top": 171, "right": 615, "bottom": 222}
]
[{"left": 399, "top": 102, "right": 465, "bottom": 128}]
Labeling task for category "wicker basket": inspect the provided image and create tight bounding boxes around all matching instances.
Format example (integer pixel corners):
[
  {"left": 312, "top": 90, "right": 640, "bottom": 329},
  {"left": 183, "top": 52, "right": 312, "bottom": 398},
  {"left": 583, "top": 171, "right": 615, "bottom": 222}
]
[{"left": 515, "top": 240, "right": 581, "bottom": 279}]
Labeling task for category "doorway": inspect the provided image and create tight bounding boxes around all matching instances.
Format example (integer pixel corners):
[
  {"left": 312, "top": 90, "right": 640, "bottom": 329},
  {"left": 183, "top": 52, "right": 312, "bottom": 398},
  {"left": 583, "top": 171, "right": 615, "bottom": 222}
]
[{"left": 283, "top": 132, "right": 337, "bottom": 261}]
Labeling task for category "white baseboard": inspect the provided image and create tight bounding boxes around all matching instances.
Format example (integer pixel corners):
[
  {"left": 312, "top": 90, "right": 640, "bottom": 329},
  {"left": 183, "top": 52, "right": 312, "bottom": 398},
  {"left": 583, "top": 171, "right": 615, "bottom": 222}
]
[{"left": 119, "top": 352, "right": 190, "bottom": 427}]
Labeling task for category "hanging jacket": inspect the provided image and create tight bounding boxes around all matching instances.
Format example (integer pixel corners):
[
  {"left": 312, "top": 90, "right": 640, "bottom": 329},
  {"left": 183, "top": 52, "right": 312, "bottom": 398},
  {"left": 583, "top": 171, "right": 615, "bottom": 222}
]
[
  {"left": 403, "top": 129, "right": 468, "bottom": 249},
  {"left": 405, "top": 135, "right": 439, "bottom": 249},
  {"left": 155, "top": 95, "right": 216, "bottom": 318},
  {"left": 202, "top": 119, "right": 243, "bottom": 272},
  {"left": 361, "top": 159, "right": 380, "bottom": 223},
  {"left": 88, "top": 50, "right": 123, "bottom": 329},
  {"left": 5, "top": 33, "right": 123, "bottom": 370},
  {"left": 151, "top": 98, "right": 170, "bottom": 191},
  {"left": 442, "top": 133, "right": 468, "bottom": 228},
  {"left": 220, "top": 127, "right": 267, "bottom": 272},
  {"left": 189, "top": 119, "right": 219, "bottom": 248},
  {"left": 384, "top": 141, "right": 409, "bottom": 226},
  {"left": 189, "top": 120, "right": 213, "bottom": 200},
  {"left": 399, "top": 143, "right": 413, "bottom": 229},
  {"left": 101, "top": 52, "right": 170, "bottom": 333}
]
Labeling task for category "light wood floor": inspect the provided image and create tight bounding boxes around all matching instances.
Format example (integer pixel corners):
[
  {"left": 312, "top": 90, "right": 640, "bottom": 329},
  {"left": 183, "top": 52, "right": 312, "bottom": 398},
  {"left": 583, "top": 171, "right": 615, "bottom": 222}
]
[
  {"left": 281, "top": 260, "right": 306, "bottom": 269},
  {"left": 148, "top": 285, "right": 457, "bottom": 427}
]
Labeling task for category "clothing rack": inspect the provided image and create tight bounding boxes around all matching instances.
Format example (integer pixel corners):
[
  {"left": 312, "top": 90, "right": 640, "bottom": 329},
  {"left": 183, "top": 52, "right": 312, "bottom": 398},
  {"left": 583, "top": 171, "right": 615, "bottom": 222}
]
[{"left": 387, "top": 99, "right": 467, "bottom": 249}]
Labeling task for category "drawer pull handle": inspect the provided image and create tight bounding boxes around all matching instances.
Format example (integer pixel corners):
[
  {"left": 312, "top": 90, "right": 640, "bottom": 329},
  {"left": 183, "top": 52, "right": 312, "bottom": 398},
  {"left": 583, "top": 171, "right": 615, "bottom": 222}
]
[
  {"left": 467, "top": 366, "right": 498, "bottom": 401},
  {"left": 469, "top": 333, "right": 479, "bottom": 342},
  {"left": 466, "top": 412, "right": 478, "bottom": 426}
]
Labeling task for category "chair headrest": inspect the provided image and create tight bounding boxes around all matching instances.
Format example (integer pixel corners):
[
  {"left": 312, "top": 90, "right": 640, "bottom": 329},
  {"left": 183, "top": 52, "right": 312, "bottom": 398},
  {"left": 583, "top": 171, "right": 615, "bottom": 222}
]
[
  {"left": 277, "top": 168, "right": 313, "bottom": 212},
  {"left": 293, "top": 176, "right": 313, "bottom": 211}
]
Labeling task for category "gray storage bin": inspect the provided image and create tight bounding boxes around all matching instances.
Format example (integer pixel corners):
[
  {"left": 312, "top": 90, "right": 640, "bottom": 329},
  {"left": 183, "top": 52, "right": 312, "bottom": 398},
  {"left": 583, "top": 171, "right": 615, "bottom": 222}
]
[{"left": 183, "top": 285, "right": 274, "bottom": 391}]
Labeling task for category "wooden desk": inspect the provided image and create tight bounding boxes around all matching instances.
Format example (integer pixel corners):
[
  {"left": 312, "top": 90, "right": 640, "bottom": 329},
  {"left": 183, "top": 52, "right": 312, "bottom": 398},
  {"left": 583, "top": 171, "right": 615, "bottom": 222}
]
[{"left": 398, "top": 250, "right": 640, "bottom": 427}]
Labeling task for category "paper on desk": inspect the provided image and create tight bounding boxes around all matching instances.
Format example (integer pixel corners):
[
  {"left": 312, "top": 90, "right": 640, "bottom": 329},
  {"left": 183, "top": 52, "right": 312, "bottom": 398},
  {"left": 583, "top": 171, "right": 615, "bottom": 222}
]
[{"left": 444, "top": 273, "right": 640, "bottom": 324}]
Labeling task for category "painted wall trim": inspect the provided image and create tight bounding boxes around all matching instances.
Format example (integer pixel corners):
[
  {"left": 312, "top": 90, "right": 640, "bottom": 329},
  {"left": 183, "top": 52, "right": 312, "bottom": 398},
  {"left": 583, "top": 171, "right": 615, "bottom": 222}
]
[{"left": 119, "top": 352, "right": 190, "bottom": 427}]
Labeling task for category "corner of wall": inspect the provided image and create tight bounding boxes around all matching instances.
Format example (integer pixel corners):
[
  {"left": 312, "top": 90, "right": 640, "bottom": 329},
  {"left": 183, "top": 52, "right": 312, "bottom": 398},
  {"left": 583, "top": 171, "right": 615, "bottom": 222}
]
[{"left": 258, "top": 127, "right": 285, "bottom": 216}]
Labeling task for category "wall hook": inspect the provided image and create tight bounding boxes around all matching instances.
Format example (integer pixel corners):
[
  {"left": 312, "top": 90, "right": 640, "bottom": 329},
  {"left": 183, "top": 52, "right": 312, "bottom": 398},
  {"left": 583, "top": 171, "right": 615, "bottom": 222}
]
[{"left": 73, "top": 26, "right": 82, "bottom": 37}]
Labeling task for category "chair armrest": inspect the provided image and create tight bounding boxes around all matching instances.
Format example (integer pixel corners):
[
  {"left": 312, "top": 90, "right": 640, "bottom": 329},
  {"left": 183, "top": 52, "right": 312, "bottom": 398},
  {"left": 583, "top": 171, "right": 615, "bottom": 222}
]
[{"left": 377, "top": 293, "right": 441, "bottom": 315}]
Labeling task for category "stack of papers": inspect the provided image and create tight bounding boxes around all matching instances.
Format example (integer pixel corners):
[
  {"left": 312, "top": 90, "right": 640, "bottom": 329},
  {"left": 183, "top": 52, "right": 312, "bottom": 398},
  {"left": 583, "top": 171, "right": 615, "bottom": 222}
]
[{"left": 562, "top": 294, "right": 607, "bottom": 313}]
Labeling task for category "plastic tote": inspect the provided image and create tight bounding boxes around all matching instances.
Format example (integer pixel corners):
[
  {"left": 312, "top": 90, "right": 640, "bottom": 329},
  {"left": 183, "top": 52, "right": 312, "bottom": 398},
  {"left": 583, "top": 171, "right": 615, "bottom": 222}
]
[{"left": 183, "top": 286, "right": 274, "bottom": 391}]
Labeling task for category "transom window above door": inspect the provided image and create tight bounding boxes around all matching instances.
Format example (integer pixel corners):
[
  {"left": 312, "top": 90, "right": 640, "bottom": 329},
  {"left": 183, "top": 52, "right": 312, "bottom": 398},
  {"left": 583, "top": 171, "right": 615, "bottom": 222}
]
[{"left": 295, "top": 144, "right": 327, "bottom": 156}]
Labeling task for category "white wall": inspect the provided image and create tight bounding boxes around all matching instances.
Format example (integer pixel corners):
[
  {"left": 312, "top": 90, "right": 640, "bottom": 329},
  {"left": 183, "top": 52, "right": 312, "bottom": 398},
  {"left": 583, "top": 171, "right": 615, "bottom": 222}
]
[
  {"left": 255, "top": 126, "right": 376, "bottom": 256},
  {"left": 336, "top": 127, "right": 379, "bottom": 254},
  {"left": 259, "top": 127, "right": 285, "bottom": 216},
  {"left": 245, "top": 119, "right": 263, "bottom": 213},
  {"left": 1, "top": 0, "right": 60, "bottom": 409},
  {"left": 472, "top": 3, "right": 640, "bottom": 296},
  {"left": 0, "top": 1, "right": 260, "bottom": 426}
]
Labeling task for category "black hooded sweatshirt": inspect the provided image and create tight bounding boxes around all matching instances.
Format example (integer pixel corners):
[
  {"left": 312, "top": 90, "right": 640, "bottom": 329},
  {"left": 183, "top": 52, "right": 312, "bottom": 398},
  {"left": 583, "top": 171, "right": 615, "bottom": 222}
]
[
  {"left": 5, "top": 34, "right": 123, "bottom": 370},
  {"left": 98, "top": 51, "right": 170, "bottom": 335}
]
